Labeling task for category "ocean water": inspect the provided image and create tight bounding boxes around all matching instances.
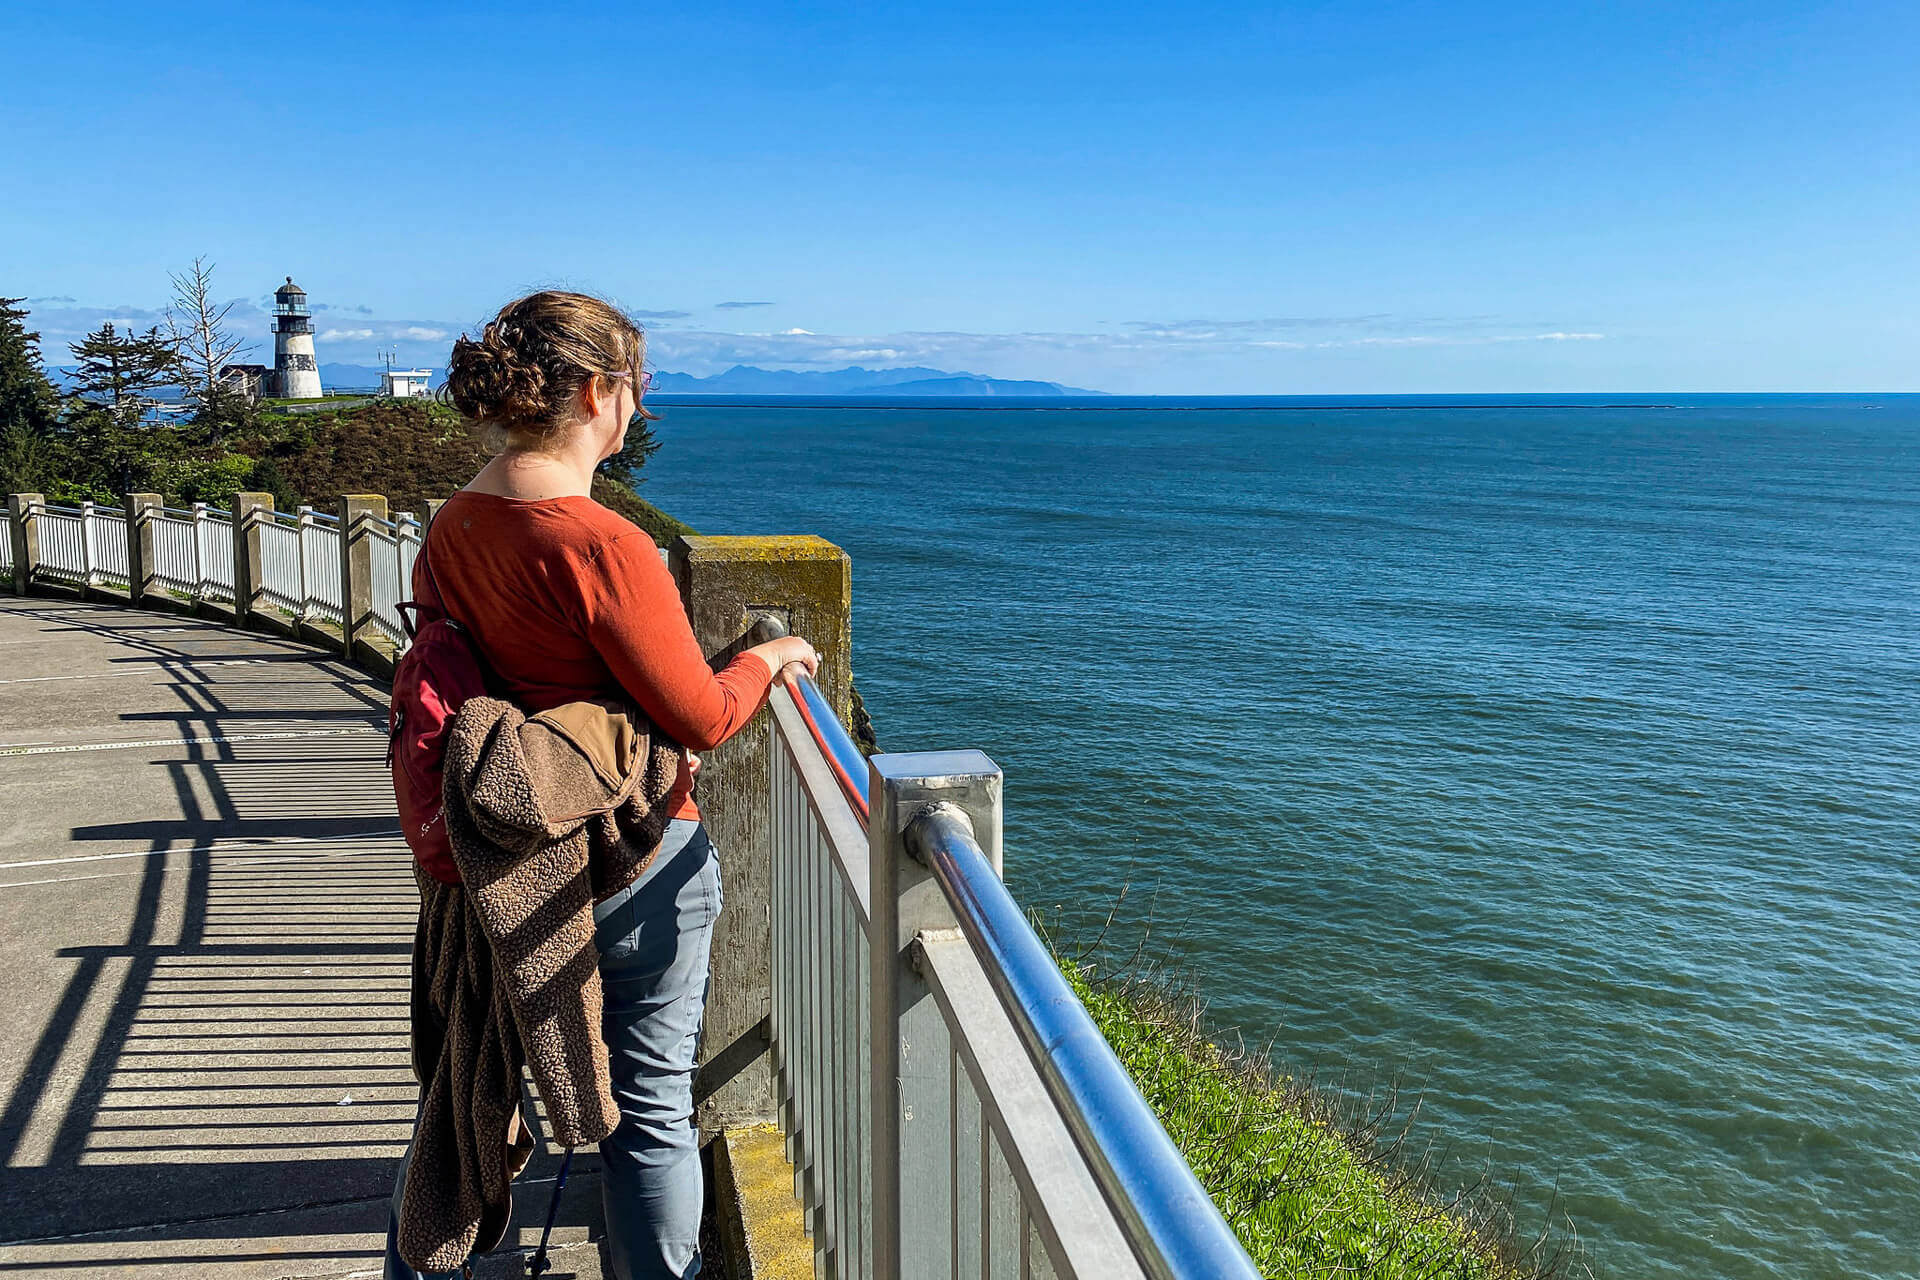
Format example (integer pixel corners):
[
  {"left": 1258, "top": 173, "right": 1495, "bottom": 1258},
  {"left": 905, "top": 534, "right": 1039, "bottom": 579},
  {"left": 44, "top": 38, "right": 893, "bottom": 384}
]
[{"left": 643, "top": 394, "right": 1920, "bottom": 1280}]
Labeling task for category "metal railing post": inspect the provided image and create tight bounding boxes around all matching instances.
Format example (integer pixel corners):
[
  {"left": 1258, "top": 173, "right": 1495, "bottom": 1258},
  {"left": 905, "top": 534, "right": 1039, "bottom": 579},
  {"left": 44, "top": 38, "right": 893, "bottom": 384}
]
[
  {"left": 396, "top": 513, "right": 417, "bottom": 606},
  {"left": 125, "top": 493, "right": 160, "bottom": 607},
  {"left": 868, "top": 750, "right": 1003, "bottom": 1280},
  {"left": 230, "top": 491, "right": 273, "bottom": 625},
  {"left": 6, "top": 493, "right": 41, "bottom": 595},
  {"left": 294, "top": 505, "right": 313, "bottom": 622},
  {"left": 189, "top": 502, "right": 208, "bottom": 602},
  {"left": 336, "top": 494, "right": 386, "bottom": 659},
  {"left": 79, "top": 500, "right": 96, "bottom": 588}
]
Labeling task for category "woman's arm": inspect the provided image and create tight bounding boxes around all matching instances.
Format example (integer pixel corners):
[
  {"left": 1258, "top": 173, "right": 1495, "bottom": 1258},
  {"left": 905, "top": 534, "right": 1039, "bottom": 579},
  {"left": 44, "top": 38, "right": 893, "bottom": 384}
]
[{"left": 581, "top": 533, "right": 817, "bottom": 751}]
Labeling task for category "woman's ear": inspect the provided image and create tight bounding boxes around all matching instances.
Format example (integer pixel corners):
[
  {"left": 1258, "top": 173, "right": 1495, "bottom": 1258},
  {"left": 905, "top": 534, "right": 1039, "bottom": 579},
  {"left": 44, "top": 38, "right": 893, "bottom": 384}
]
[{"left": 579, "top": 373, "right": 612, "bottom": 423}]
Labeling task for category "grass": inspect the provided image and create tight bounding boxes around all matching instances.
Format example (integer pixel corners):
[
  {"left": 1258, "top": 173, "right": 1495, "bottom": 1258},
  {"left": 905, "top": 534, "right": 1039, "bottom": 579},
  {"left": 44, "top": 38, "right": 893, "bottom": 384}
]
[{"left": 1053, "top": 947, "right": 1588, "bottom": 1280}]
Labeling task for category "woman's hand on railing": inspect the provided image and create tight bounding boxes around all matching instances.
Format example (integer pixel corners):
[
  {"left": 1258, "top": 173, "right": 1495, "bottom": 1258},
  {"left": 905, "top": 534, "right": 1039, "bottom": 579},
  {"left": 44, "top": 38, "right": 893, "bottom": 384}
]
[{"left": 750, "top": 635, "right": 819, "bottom": 683}]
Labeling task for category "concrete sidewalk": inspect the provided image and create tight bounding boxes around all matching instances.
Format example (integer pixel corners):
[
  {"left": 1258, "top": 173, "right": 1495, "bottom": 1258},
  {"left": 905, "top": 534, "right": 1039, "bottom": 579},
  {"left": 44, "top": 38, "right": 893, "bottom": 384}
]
[{"left": 0, "top": 597, "right": 609, "bottom": 1279}]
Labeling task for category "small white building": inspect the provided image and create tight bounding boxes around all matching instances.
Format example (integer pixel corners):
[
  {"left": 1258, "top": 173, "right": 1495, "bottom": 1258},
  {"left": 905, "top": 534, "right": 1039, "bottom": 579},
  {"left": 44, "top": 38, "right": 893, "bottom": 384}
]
[{"left": 381, "top": 368, "right": 435, "bottom": 399}]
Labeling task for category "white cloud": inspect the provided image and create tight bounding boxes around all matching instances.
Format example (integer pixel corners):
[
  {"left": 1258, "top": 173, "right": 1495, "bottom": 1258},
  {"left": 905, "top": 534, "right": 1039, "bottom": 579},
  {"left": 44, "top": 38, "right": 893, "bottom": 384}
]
[
  {"left": 25, "top": 296, "right": 1608, "bottom": 387},
  {"left": 642, "top": 322, "right": 1608, "bottom": 377}
]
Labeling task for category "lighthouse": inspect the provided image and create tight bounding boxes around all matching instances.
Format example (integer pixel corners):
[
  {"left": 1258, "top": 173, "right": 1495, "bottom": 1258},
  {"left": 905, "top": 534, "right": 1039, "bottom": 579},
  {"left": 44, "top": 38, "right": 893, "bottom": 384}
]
[{"left": 271, "top": 277, "right": 323, "bottom": 399}]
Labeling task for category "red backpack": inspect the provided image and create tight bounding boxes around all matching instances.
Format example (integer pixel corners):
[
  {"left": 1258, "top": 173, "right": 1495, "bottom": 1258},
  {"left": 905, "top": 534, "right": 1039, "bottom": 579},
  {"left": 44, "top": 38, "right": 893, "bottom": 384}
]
[{"left": 388, "top": 530, "right": 488, "bottom": 884}]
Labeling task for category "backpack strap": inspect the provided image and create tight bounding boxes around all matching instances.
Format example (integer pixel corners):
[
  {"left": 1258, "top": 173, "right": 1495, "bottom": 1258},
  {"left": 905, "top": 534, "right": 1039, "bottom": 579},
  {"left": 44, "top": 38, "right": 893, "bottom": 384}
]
[{"left": 398, "top": 516, "right": 462, "bottom": 641}]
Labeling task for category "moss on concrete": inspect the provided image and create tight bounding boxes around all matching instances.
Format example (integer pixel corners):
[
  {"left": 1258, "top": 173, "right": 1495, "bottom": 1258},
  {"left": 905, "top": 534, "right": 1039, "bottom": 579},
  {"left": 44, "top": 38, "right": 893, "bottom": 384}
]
[{"left": 712, "top": 1126, "right": 814, "bottom": 1279}]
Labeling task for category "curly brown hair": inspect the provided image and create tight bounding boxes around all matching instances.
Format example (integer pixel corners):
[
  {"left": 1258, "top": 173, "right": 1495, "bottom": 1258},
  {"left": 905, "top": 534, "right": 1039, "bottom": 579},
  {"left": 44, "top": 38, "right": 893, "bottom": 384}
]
[{"left": 443, "top": 291, "right": 656, "bottom": 452}]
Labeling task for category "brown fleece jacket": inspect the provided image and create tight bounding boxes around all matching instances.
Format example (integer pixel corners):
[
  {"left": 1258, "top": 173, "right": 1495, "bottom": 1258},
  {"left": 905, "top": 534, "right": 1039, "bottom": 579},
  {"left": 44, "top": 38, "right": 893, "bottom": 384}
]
[{"left": 399, "top": 695, "right": 682, "bottom": 1273}]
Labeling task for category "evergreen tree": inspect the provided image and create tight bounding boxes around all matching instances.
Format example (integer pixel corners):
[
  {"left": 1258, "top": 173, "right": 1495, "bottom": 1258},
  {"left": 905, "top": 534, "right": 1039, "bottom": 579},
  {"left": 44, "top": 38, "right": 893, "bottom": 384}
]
[
  {"left": 0, "top": 296, "right": 62, "bottom": 492},
  {"left": 61, "top": 321, "right": 181, "bottom": 493},
  {"left": 600, "top": 413, "right": 663, "bottom": 489},
  {"left": 70, "top": 321, "right": 177, "bottom": 424}
]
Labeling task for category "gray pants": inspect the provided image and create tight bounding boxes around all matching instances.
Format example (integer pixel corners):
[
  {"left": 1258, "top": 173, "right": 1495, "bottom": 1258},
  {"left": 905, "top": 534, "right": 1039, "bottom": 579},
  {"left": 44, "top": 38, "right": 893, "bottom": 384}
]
[{"left": 385, "top": 820, "right": 721, "bottom": 1279}]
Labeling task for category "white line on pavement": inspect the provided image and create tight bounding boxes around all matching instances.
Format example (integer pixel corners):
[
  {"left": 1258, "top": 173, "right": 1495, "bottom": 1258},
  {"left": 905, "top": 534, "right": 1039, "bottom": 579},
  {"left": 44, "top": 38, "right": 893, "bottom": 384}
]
[
  {"left": 0, "top": 869, "right": 153, "bottom": 889},
  {"left": 0, "top": 726, "right": 384, "bottom": 758},
  {"left": 0, "top": 659, "right": 271, "bottom": 686},
  {"left": 0, "top": 829, "right": 405, "bottom": 870}
]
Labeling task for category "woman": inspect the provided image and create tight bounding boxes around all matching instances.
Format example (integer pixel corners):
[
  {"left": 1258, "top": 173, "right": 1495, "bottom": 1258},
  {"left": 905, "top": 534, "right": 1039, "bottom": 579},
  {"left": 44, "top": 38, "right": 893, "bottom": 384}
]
[{"left": 385, "top": 290, "right": 817, "bottom": 1279}]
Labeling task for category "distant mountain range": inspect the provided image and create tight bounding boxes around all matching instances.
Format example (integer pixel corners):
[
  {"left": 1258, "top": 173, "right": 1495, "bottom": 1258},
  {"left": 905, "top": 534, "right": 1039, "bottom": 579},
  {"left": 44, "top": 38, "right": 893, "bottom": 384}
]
[
  {"left": 322, "top": 364, "right": 1099, "bottom": 397},
  {"left": 648, "top": 365, "right": 1100, "bottom": 396},
  {"left": 50, "top": 363, "right": 1100, "bottom": 399}
]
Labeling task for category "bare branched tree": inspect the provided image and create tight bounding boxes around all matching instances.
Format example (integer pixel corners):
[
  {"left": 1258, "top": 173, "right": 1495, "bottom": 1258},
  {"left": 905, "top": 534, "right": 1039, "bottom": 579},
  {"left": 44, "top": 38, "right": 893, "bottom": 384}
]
[{"left": 165, "top": 256, "right": 252, "bottom": 440}]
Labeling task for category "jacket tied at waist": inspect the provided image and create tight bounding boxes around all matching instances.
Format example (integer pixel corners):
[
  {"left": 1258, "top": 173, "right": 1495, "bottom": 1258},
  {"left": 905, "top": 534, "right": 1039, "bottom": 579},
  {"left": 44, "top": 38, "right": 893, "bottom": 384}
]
[{"left": 399, "top": 695, "right": 683, "bottom": 1273}]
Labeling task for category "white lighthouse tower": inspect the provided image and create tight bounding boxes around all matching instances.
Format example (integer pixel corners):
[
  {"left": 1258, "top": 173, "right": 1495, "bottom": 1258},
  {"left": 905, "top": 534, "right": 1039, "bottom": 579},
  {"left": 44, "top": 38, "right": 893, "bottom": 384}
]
[{"left": 271, "top": 277, "right": 323, "bottom": 399}]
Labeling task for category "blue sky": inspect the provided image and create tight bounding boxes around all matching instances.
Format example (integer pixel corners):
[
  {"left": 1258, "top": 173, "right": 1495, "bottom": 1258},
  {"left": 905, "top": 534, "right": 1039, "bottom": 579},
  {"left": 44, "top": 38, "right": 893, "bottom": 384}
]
[{"left": 2, "top": 1, "right": 1914, "bottom": 393}]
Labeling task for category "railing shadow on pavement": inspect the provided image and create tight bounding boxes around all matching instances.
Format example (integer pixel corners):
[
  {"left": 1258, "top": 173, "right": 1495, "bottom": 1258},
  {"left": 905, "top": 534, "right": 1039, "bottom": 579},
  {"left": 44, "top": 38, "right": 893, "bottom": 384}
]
[{"left": 0, "top": 601, "right": 595, "bottom": 1275}]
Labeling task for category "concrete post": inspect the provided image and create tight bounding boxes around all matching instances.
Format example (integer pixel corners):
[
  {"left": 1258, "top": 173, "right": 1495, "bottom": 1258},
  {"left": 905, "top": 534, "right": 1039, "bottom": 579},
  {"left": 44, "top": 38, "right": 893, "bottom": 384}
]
[
  {"left": 671, "top": 534, "right": 853, "bottom": 1132},
  {"left": 7, "top": 493, "right": 42, "bottom": 595},
  {"left": 336, "top": 495, "right": 386, "bottom": 658},
  {"left": 867, "top": 752, "right": 1003, "bottom": 1280},
  {"left": 125, "top": 493, "right": 161, "bottom": 606},
  {"left": 229, "top": 492, "right": 273, "bottom": 625},
  {"left": 414, "top": 497, "right": 447, "bottom": 533}
]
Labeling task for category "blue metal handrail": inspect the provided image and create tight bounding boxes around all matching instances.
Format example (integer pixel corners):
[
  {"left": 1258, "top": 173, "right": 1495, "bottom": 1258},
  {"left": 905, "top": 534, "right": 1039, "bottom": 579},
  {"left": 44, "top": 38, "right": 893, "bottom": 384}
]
[
  {"left": 905, "top": 805, "right": 1262, "bottom": 1280},
  {"left": 750, "top": 612, "right": 869, "bottom": 821},
  {"left": 787, "top": 672, "right": 869, "bottom": 820}
]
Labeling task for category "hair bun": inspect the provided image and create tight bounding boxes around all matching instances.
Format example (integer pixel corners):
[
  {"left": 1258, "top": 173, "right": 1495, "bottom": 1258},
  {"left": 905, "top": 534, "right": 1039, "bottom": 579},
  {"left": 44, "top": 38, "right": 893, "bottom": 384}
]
[
  {"left": 444, "top": 291, "right": 646, "bottom": 452},
  {"left": 446, "top": 325, "right": 550, "bottom": 427}
]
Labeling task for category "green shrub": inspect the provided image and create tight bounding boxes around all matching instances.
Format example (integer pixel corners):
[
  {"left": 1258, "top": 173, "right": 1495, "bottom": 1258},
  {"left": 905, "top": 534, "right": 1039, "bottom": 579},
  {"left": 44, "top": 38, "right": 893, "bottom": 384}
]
[{"left": 148, "top": 452, "right": 258, "bottom": 507}]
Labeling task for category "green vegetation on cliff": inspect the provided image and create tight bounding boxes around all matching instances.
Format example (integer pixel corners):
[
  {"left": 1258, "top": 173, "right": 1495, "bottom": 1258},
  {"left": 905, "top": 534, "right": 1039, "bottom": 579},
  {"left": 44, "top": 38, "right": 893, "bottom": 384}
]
[
  {"left": 240, "top": 398, "right": 693, "bottom": 545},
  {"left": 1058, "top": 953, "right": 1582, "bottom": 1280}
]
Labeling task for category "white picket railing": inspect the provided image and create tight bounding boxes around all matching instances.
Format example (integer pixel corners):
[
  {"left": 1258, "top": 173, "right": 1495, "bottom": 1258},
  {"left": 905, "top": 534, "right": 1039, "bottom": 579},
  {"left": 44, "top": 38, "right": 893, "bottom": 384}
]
[
  {"left": 144, "top": 504, "right": 235, "bottom": 603},
  {"left": 256, "top": 510, "right": 306, "bottom": 618},
  {"left": 30, "top": 504, "right": 89, "bottom": 587},
  {"left": 364, "top": 513, "right": 421, "bottom": 651},
  {"left": 86, "top": 503, "right": 130, "bottom": 589},
  {"left": 253, "top": 505, "right": 349, "bottom": 626},
  {"left": 299, "top": 508, "right": 345, "bottom": 626},
  {"left": 4, "top": 495, "right": 417, "bottom": 655}
]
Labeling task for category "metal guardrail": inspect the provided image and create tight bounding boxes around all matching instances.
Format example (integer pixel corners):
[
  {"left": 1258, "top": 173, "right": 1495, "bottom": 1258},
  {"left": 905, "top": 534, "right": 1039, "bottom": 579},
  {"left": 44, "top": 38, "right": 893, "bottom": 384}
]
[
  {"left": 907, "top": 807, "right": 1258, "bottom": 1280},
  {"left": 20, "top": 502, "right": 131, "bottom": 591},
  {"left": 146, "top": 503, "right": 235, "bottom": 603},
  {"left": 763, "top": 612, "right": 1259, "bottom": 1280},
  {"left": 3, "top": 492, "right": 411, "bottom": 654},
  {"left": 363, "top": 513, "right": 421, "bottom": 651},
  {"left": 297, "top": 508, "right": 345, "bottom": 625}
]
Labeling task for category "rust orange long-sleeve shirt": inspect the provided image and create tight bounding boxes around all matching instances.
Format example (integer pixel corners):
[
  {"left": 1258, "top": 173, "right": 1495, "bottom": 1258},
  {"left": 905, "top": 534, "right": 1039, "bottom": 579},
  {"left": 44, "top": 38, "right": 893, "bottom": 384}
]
[{"left": 415, "top": 491, "right": 773, "bottom": 819}]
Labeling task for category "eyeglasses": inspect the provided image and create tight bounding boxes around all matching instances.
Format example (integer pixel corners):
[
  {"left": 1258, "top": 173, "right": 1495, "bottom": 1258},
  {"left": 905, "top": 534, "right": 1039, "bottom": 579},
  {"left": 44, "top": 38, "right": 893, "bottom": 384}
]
[{"left": 607, "top": 369, "right": 660, "bottom": 424}]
